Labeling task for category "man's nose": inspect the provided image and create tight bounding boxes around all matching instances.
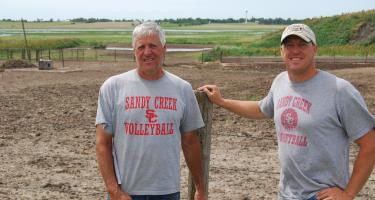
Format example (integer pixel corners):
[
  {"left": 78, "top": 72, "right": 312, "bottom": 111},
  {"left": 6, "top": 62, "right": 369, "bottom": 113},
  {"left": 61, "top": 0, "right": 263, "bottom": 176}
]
[
  {"left": 144, "top": 46, "right": 152, "bottom": 54},
  {"left": 290, "top": 45, "right": 302, "bottom": 53}
]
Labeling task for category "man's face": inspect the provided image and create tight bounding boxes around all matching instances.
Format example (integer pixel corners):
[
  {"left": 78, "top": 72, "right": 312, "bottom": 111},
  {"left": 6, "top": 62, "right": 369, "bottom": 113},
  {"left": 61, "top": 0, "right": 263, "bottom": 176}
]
[
  {"left": 280, "top": 36, "right": 317, "bottom": 76},
  {"left": 134, "top": 34, "right": 166, "bottom": 80}
]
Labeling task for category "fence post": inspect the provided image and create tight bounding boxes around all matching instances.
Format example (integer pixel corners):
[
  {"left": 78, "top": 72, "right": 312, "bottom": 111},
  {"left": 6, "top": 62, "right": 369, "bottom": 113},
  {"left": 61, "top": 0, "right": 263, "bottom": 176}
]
[
  {"left": 76, "top": 48, "right": 79, "bottom": 61},
  {"left": 188, "top": 91, "right": 213, "bottom": 200},
  {"left": 35, "top": 49, "right": 39, "bottom": 62},
  {"left": 22, "top": 49, "right": 25, "bottom": 59},
  {"left": 61, "top": 49, "right": 65, "bottom": 68},
  {"left": 201, "top": 51, "right": 204, "bottom": 63}
]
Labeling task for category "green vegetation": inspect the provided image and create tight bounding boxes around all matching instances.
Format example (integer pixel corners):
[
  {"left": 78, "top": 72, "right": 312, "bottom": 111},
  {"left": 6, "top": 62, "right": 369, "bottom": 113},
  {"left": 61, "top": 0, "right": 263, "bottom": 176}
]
[
  {"left": 0, "top": 23, "right": 281, "bottom": 49},
  {"left": 0, "top": 37, "right": 81, "bottom": 49},
  {"left": 1, "top": 10, "right": 375, "bottom": 62},
  {"left": 251, "top": 10, "right": 375, "bottom": 50}
]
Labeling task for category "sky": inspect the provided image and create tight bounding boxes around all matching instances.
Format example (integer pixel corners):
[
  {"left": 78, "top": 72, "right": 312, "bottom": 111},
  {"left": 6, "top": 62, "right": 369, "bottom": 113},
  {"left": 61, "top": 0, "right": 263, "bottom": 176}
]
[{"left": 1, "top": 0, "right": 374, "bottom": 21}]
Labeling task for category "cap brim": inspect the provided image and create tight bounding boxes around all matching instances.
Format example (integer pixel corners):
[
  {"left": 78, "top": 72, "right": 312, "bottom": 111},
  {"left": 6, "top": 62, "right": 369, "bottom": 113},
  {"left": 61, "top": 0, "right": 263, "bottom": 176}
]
[{"left": 281, "top": 33, "right": 312, "bottom": 44}]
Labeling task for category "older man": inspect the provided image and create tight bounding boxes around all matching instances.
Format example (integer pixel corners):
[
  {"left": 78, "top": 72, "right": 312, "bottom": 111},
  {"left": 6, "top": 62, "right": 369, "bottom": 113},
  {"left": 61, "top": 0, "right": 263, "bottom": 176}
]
[{"left": 96, "top": 21, "right": 207, "bottom": 200}]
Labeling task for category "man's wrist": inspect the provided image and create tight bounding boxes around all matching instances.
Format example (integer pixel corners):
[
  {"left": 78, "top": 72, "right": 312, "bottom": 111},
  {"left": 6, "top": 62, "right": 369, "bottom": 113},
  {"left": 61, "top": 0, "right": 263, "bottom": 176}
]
[
  {"left": 108, "top": 184, "right": 121, "bottom": 195},
  {"left": 195, "top": 184, "right": 205, "bottom": 193},
  {"left": 343, "top": 190, "right": 355, "bottom": 199}
]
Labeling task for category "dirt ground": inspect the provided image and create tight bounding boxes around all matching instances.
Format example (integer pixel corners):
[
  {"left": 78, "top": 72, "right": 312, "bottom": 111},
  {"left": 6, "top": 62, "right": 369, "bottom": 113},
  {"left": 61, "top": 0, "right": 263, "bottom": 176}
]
[{"left": 0, "top": 59, "right": 374, "bottom": 200}]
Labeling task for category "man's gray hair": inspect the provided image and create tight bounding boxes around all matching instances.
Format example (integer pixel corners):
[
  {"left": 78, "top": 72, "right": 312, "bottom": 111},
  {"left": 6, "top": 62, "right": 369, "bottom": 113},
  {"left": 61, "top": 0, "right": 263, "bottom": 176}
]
[{"left": 132, "top": 21, "right": 166, "bottom": 48}]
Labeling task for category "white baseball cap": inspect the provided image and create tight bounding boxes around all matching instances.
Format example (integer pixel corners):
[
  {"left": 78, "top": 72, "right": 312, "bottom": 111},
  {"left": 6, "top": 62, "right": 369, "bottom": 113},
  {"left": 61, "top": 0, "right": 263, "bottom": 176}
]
[{"left": 280, "top": 24, "right": 316, "bottom": 45}]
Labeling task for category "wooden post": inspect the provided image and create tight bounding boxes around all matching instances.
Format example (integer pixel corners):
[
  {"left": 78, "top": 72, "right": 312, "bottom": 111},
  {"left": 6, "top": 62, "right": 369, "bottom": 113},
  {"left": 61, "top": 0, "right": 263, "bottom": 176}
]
[
  {"left": 201, "top": 51, "right": 204, "bottom": 63},
  {"left": 22, "top": 49, "right": 25, "bottom": 59},
  {"left": 35, "top": 49, "right": 39, "bottom": 62},
  {"left": 76, "top": 48, "right": 79, "bottom": 61},
  {"left": 61, "top": 49, "right": 65, "bottom": 68},
  {"left": 188, "top": 91, "right": 213, "bottom": 200},
  {"left": 21, "top": 19, "right": 31, "bottom": 61}
]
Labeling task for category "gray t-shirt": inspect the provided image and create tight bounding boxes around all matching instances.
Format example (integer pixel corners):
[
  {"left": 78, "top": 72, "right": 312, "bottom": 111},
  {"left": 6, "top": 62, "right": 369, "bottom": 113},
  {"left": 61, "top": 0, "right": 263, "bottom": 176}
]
[
  {"left": 259, "top": 70, "right": 375, "bottom": 199},
  {"left": 96, "top": 69, "right": 204, "bottom": 195}
]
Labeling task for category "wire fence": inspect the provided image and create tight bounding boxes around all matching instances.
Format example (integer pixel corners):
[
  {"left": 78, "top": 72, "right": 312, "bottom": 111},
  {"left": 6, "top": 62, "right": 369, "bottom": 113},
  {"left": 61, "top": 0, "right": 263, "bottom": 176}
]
[
  {"left": 0, "top": 48, "right": 136, "bottom": 63},
  {"left": 0, "top": 48, "right": 211, "bottom": 67},
  {"left": 2, "top": 48, "right": 375, "bottom": 67}
]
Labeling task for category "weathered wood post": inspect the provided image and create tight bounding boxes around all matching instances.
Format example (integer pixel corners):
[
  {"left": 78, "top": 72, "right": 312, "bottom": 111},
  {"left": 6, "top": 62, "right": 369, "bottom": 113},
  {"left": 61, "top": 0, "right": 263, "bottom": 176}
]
[
  {"left": 76, "top": 48, "right": 79, "bottom": 61},
  {"left": 60, "top": 49, "right": 65, "bottom": 68},
  {"left": 188, "top": 91, "right": 213, "bottom": 200}
]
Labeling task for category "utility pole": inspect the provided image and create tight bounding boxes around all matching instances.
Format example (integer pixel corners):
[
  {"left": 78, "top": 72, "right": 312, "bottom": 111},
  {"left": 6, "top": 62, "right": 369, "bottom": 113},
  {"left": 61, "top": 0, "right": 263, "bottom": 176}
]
[
  {"left": 21, "top": 18, "right": 31, "bottom": 61},
  {"left": 245, "top": 10, "right": 248, "bottom": 24}
]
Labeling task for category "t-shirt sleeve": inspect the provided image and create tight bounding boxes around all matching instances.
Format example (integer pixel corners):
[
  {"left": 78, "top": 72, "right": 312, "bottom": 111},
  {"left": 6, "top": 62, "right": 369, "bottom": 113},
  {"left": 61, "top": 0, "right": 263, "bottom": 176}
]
[
  {"left": 95, "top": 80, "right": 115, "bottom": 135},
  {"left": 259, "top": 89, "right": 274, "bottom": 119},
  {"left": 336, "top": 81, "right": 375, "bottom": 141},
  {"left": 179, "top": 84, "right": 205, "bottom": 134}
]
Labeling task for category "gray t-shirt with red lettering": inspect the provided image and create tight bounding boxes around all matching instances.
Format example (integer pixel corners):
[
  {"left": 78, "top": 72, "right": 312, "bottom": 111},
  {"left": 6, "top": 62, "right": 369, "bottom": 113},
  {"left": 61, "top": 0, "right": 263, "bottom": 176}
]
[
  {"left": 96, "top": 69, "right": 204, "bottom": 195},
  {"left": 259, "top": 70, "right": 374, "bottom": 199}
]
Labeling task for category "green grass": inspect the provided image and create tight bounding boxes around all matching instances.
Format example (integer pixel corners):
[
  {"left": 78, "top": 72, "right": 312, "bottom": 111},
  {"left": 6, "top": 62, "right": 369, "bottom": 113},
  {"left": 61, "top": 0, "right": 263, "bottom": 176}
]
[
  {"left": 0, "top": 23, "right": 281, "bottom": 49},
  {"left": 252, "top": 9, "right": 375, "bottom": 48},
  {"left": 1, "top": 11, "right": 375, "bottom": 60}
]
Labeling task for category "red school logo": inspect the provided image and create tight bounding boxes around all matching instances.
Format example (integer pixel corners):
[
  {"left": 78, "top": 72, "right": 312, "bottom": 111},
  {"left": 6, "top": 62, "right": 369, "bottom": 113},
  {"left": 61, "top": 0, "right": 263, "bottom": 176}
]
[
  {"left": 145, "top": 109, "right": 158, "bottom": 123},
  {"left": 281, "top": 108, "right": 298, "bottom": 131}
]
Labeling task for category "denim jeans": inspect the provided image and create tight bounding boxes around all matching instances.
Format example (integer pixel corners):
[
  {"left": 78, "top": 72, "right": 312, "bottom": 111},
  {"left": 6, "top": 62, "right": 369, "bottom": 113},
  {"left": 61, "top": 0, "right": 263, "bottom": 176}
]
[
  {"left": 107, "top": 192, "right": 180, "bottom": 200},
  {"left": 307, "top": 195, "right": 317, "bottom": 200}
]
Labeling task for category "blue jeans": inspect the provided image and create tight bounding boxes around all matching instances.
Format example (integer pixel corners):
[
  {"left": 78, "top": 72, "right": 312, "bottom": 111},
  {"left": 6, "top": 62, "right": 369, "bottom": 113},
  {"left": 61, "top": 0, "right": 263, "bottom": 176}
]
[
  {"left": 307, "top": 195, "right": 317, "bottom": 200},
  {"left": 107, "top": 192, "right": 180, "bottom": 200}
]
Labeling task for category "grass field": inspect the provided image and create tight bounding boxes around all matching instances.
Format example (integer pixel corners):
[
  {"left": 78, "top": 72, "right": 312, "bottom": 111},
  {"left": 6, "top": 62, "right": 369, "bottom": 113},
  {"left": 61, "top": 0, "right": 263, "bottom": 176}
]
[
  {"left": 1, "top": 21, "right": 374, "bottom": 58},
  {"left": 0, "top": 21, "right": 283, "bottom": 48}
]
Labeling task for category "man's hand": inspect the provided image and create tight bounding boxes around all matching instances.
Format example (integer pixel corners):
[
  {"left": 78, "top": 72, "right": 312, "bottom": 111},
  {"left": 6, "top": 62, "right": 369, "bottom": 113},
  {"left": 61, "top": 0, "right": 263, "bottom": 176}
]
[
  {"left": 316, "top": 187, "right": 355, "bottom": 200},
  {"left": 109, "top": 190, "right": 132, "bottom": 200},
  {"left": 197, "top": 85, "right": 224, "bottom": 106}
]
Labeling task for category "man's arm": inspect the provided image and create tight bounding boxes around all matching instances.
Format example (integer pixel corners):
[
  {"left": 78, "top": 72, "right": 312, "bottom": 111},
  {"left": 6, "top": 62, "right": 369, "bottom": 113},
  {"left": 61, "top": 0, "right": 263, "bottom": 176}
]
[
  {"left": 96, "top": 125, "right": 131, "bottom": 200},
  {"left": 181, "top": 131, "right": 207, "bottom": 200},
  {"left": 198, "top": 85, "right": 266, "bottom": 119},
  {"left": 317, "top": 129, "right": 375, "bottom": 200}
]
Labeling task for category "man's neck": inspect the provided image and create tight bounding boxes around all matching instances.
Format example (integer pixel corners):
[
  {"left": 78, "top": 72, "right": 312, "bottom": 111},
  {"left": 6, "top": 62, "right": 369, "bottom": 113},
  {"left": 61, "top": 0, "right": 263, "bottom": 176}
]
[{"left": 288, "top": 67, "right": 318, "bottom": 83}]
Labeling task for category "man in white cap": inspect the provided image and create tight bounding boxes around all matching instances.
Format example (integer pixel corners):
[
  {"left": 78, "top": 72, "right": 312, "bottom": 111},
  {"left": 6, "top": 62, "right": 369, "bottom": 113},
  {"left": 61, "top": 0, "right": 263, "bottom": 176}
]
[{"left": 198, "top": 23, "right": 375, "bottom": 200}]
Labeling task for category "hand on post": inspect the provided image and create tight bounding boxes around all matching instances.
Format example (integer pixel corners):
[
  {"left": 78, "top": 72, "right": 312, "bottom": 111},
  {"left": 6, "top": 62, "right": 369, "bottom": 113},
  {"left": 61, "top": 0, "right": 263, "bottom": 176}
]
[{"left": 197, "top": 85, "right": 224, "bottom": 106}]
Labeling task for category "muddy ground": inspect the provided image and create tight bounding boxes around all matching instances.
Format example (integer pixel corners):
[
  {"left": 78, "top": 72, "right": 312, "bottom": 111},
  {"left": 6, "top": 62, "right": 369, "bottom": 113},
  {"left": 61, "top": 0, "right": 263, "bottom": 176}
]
[{"left": 0, "top": 59, "right": 374, "bottom": 200}]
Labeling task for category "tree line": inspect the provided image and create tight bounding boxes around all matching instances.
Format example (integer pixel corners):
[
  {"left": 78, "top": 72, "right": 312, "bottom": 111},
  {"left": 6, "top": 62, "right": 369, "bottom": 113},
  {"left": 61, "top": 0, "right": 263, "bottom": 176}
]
[{"left": 1, "top": 17, "right": 302, "bottom": 25}]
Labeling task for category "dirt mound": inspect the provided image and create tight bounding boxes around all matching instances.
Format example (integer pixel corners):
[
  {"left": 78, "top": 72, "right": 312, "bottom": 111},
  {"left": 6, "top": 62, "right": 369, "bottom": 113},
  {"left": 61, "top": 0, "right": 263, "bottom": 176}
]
[
  {"left": 1, "top": 59, "right": 37, "bottom": 69},
  {"left": 350, "top": 21, "right": 374, "bottom": 44}
]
